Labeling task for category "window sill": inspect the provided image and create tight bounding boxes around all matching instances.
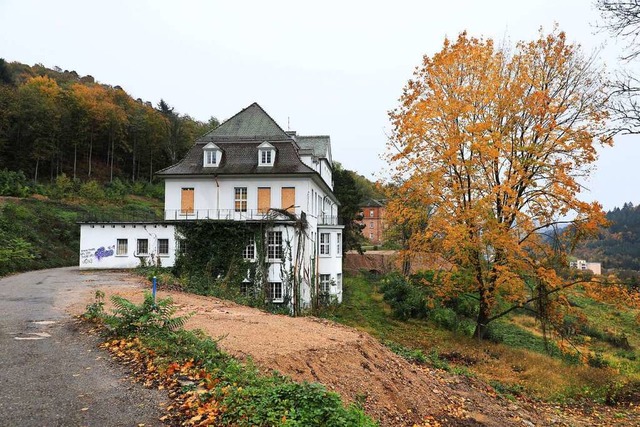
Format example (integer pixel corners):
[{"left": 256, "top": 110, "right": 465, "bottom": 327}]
[
  {"left": 158, "top": 254, "right": 170, "bottom": 258},
  {"left": 115, "top": 254, "right": 128, "bottom": 257},
  {"left": 271, "top": 299, "right": 284, "bottom": 303},
  {"left": 267, "top": 259, "right": 283, "bottom": 263}
]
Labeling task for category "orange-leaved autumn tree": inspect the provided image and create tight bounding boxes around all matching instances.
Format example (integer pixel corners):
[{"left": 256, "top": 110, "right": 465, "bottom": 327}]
[{"left": 387, "top": 28, "right": 612, "bottom": 339}]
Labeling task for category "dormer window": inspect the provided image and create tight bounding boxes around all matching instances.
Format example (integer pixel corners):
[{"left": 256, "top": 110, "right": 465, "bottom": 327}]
[
  {"left": 261, "top": 150, "right": 272, "bottom": 164},
  {"left": 203, "top": 142, "right": 222, "bottom": 167},
  {"left": 258, "top": 141, "right": 275, "bottom": 167}
]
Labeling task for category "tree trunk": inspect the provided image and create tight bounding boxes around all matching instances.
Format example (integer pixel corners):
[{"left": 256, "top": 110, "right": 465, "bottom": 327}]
[
  {"left": 34, "top": 158, "right": 39, "bottom": 184},
  {"left": 88, "top": 130, "right": 93, "bottom": 178},
  {"left": 473, "top": 296, "right": 491, "bottom": 339},
  {"left": 109, "top": 131, "right": 114, "bottom": 182},
  {"left": 73, "top": 144, "right": 77, "bottom": 180},
  {"left": 131, "top": 135, "right": 136, "bottom": 181}
]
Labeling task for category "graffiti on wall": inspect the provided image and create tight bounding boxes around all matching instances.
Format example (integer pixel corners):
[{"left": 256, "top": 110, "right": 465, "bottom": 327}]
[
  {"left": 80, "top": 248, "right": 95, "bottom": 265},
  {"left": 80, "top": 245, "right": 116, "bottom": 264},
  {"left": 95, "top": 245, "right": 115, "bottom": 260}
]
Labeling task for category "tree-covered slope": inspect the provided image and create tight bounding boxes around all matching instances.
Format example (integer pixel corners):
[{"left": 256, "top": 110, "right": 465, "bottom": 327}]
[
  {"left": 574, "top": 202, "right": 640, "bottom": 270},
  {"left": 0, "top": 58, "right": 218, "bottom": 185}
]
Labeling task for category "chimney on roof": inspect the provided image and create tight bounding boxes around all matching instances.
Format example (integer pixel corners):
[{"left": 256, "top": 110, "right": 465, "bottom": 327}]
[{"left": 286, "top": 131, "right": 297, "bottom": 136}]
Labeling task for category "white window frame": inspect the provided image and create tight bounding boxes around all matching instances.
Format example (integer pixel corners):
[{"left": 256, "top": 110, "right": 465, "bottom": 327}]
[
  {"left": 260, "top": 150, "right": 272, "bottom": 165},
  {"left": 136, "top": 239, "right": 149, "bottom": 256},
  {"left": 337, "top": 273, "right": 343, "bottom": 289},
  {"left": 319, "top": 274, "right": 331, "bottom": 294},
  {"left": 369, "top": 209, "right": 374, "bottom": 218},
  {"left": 203, "top": 142, "right": 221, "bottom": 167},
  {"left": 336, "top": 233, "right": 342, "bottom": 257},
  {"left": 205, "top": 149, "right": 217, "bottom": 165},
  {"left": 240, "top": 280, "right": 252, "bottom": 296},
  {"left": 176, "top": 238, "right": 186, "bottom": 255},
  {"left": 319, "top": 233, "right": 330, "bottom": 256},
  {"left": 270, "top": 282, "right": 283, "bottom": 302},
  {"left": 267, "top": 231, "right": 282, "bottom": 261},
  {"left": 258, "top": 142, "right": 275, "bottom": 167},
  {"left": 116, "top": 238, "right": 128, "bottom": 256},
  {"left": 235, "top": 187, "right": 248, "bottom": 212},
  {"left": 243, "top": 235, "right": 255, "bottom": 260},
  {"left": 157, "top": 238, "right": 169, "bottom": 256}
]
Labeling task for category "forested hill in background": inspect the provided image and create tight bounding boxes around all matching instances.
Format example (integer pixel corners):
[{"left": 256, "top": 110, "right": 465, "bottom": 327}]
[
  {"left": 573, "top": 202, "right": 640, "bottom": 271},
  {"left": 0, "top": 59, "right": 219, "bottom": 184}
]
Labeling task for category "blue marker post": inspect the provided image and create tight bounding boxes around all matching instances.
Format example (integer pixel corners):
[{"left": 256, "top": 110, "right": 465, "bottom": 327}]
[{"left": 152, "top": 275, "right": 157, "bottom": 304}]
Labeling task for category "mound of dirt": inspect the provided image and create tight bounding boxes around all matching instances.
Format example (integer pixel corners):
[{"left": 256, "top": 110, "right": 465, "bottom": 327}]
[{"left": 68, "top": 274, "right": 636, "bottom": 426}]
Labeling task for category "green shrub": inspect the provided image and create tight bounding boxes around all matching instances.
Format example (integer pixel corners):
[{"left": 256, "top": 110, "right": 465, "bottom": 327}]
[
  {"left": 0, "top": 168, "right": 31, "bottom": 197},
  {"left": 102, "top": 292, "right": 191, "bottom": 337},
  {"left": 380, "top": 273, "right": 429, "bottom": 320},
  {"left": 105, "top": 178, "right": 128, "bottom": 200},
  {"left": 78, "top": 180, "right": 105, "bottom": 201},
  {"left": 587, "top": 352, "right": 611, "bottom": 369},
  {"left": 50, "top": 173, "right": 74, "bottom": 199}
]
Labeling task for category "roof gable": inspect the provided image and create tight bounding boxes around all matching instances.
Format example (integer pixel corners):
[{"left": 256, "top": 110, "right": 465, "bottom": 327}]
[
  {"left": 258, "top": 141, "right": 275, "bottom": 149},
  {"left": 199, "top": 103, "right": 290, "bottom": 141}
]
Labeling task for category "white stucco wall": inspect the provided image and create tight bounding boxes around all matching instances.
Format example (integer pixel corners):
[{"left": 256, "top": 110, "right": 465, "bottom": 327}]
[
  {"left": 79, "top": 223, "right": 177, "bottom": 269},
  {"left": 316, "top": 226, "right": 344, "bottom": 303},
  {"left": 164, "top": 176, "right": 336, "bottom": 223}
]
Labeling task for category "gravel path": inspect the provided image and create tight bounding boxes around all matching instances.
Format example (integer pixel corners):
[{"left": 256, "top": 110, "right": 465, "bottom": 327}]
[{"left": 0, "top": 267, "right": 168, "bottom": 427}]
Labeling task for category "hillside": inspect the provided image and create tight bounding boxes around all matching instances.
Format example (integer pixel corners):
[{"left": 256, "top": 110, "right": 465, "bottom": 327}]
[
  {"left": 573, "top": 202, "right": 640, "bottom": 272},
  {"left": 0, "top": 180, "right": 163, "bottom": 276},
  {"left": 0, "top": 58, "right": 217, "bottom": 185}
]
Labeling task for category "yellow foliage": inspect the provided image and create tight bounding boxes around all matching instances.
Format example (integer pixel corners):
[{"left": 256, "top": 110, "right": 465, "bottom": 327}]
[{"left": 386, "top": 26, "right": 611, "bottom": 335}]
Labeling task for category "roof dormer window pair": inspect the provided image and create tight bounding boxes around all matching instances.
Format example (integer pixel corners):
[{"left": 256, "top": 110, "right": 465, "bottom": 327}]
[{"left": 203, "top": 141, "right": 276, "bottom": 168}]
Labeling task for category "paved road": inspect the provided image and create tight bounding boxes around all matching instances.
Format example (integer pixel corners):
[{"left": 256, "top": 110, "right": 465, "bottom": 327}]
[{"left": 0, "top": 267, "right": 167, "bottom": 427}]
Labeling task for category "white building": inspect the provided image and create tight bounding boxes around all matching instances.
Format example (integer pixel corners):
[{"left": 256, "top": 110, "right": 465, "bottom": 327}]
[
  {"left": 79, "top": 103, "right": 344, "bottom": 307},
  {"left": 569, "top": 259, "right": 602, "bottom": 275}
]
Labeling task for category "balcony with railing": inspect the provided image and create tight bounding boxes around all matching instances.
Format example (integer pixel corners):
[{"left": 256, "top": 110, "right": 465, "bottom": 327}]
[
  {"left": 164, "top": 208, "right": 305, "bottom": 222},
  {"left": 78, "top": 208, "right": 343, "bottom": 225},
  {"left": 317, "top": 215, "right": 342, "bottom": 226}
]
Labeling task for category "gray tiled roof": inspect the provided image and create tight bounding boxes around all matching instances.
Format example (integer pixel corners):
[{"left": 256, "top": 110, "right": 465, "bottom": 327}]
[
  {"left": 297, "top": 135, "right": 331, "bottom": 159},
  {"left": 198, "top": 103, "right": 290, "bottom": 142},
  {"left": 156, "top": 141, "right": 316, "bottom": 176}
]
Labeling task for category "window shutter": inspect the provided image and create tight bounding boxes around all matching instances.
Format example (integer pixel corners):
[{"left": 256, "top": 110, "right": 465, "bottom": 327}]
[
  {"left": 258, "top": 187, "right": 271, "bottom": 214},
  {"left": 181, "top": 188, "right": 194, "bottom": 214},
  {"left": 281, "top": 187, "right": 295, "bottom": 213}
]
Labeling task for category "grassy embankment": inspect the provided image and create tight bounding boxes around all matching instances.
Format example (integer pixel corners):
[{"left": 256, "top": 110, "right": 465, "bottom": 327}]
[
  {"left": 0, "top": 190, "right": 163, "bottom": 277},
  {"left": 321, "top": 273, "right": 640, "bottom": 405}
]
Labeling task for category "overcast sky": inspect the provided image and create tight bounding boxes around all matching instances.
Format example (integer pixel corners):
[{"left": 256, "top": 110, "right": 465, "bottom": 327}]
[{"left": 1, "top": 0, "right": 638, "bottom": 210}]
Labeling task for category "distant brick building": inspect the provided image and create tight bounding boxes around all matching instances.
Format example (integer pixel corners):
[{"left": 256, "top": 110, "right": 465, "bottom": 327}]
[{"left": 359, "top": 199, "right": 386, "bottom": 245}]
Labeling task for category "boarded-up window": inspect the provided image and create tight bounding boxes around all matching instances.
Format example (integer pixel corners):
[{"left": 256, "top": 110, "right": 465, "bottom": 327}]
[
  {"left": 181, "top": 188, "right": 194, "bottom": 214},
  {"left": 258, "top": 187, "right": 271, "bottom": 214},
  {"left": 281, "top": 187, "right": 295, "bottom": 212}
]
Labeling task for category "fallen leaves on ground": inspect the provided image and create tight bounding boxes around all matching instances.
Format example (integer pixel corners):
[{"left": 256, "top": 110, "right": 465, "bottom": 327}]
[{"left": 99, "top": 338, "right": 221, "bottom": 426}]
